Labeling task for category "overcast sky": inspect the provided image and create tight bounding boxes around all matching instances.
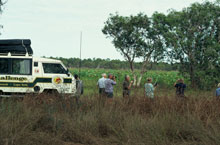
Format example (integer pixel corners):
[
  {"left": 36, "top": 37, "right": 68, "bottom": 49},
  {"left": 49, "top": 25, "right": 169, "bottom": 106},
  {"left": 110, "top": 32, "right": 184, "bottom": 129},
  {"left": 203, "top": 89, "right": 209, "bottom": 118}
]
[{"left": 0, "top": 0, "right": 213, "bottom": 60}]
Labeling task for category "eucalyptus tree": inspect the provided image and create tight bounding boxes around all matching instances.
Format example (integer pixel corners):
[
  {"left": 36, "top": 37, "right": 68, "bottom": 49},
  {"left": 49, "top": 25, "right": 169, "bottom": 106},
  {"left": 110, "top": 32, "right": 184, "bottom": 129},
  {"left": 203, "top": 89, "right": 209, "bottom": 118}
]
[
  {"left": 103, "top": 13, "right": 166, "bottom": 86},
  {"left": 135, "top": 12, "right": 167, "bottom": 86},
  {"left": 102, "top": 13, "right": 150, "bottom": 85},
  {"left": 164, "top": 1, "right": 220, "bottom": 88}
]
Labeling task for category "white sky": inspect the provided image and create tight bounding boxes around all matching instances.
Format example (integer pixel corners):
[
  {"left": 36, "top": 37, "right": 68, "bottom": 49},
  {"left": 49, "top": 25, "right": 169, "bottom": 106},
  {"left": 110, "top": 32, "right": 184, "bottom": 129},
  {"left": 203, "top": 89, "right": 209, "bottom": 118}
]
[{"left": 0, "top": 0, "right": 214, "bottom": 60}]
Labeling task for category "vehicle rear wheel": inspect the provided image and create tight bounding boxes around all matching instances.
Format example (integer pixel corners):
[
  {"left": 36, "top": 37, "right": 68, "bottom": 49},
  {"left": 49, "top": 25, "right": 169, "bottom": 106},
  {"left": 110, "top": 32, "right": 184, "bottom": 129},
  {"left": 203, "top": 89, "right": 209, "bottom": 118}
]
[{"left": 42, "top": 89, "right": 59, "bottom": 97}]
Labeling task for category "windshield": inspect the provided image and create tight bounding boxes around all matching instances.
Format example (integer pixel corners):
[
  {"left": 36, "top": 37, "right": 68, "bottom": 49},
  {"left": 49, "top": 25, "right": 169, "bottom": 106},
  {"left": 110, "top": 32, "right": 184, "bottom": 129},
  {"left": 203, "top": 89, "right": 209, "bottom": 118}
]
[{"left": 43, "top": 63, "right": 66, "bottom": 74}]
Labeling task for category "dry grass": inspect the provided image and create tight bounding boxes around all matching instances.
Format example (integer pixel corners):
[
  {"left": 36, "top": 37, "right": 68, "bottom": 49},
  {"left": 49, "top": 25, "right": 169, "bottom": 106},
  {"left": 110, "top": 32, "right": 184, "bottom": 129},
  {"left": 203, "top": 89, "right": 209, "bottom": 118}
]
[{"left": 0, "top": 90, "right": 219, "bottom": 145}]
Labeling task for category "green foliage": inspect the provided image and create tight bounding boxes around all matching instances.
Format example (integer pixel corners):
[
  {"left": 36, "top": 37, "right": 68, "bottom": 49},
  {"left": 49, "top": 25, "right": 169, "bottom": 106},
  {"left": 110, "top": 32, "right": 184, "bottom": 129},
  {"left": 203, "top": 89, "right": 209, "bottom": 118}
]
[
  {"left": 69, "top": 68, "right": 188, "bottom": 88},
  {"left": 50, "top": 56, "right": 178, "bottom": 71},
  {"left": 102, "top": 13, "right": 150, "bottom": 58},
  {"left": 102, "top": 13, "right": 165, "bottom": 73},
  {"left": 164, "top": 1, "right": 220, "bottom": 89},
  {"left": 103, "top": 1, "right": 220, "bottom": 89}
]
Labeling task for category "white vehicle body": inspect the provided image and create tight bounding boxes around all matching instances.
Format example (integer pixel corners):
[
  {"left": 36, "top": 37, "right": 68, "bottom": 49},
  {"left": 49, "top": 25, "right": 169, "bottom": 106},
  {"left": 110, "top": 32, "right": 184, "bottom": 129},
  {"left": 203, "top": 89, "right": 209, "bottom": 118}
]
[{"left": 0, "top": 53, "right": 76, "bottom": 96}]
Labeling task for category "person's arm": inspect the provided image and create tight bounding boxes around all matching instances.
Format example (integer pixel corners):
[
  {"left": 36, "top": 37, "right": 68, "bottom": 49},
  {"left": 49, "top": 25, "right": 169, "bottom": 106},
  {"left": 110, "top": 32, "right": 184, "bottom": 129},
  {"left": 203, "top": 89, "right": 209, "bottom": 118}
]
[
  {"left": 80, "top": 81, "right": 84, "bottom": 95},
  {"left": 153, "top": 83, "right": 158, "bottom": 89},
  {"left": 174, "top": 83, "right": 178, "bottom": 88},
  {"left": 97, "top": 80, "right": 99, "bottom": 87},
  {"left": 104, "top": 80, "right": 107, "bottom": 88},
  {"left": 128, "top": 81, "right": 133, "bottom": 90},
  {"left": 144, "top": 84, "right": 146, "bottom": 97},
  {"left": 111, "top": 79, "right": 116, "bottom": 85},
  {"left": 174, "top": 80, "right": 179, "bottom": 87},
  {"left": 151, "top": 84, "right": 155, "bottom": 91}
]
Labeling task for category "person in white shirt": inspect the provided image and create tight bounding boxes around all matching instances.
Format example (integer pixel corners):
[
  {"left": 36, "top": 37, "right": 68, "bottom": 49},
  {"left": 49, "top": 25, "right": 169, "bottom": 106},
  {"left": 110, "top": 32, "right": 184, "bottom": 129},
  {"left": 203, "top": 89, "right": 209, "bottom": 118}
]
[{"left": 97, "top": 73, "right": 107, "bottom": 95}]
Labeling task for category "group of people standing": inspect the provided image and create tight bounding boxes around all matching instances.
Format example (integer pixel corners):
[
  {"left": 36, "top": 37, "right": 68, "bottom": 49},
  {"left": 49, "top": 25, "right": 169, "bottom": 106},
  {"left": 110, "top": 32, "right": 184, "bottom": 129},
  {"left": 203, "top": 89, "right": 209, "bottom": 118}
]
[
  {"left": 97, "top": 73, "right": 136, "bottom": 99},
  {"left": 97, "top": 73, "right": 187, "bottom": 99},
  {"left": 97, "top": 73, "right": 116, "bottom": 99},
  {"left": 75, "top": 73, "right": 220, "bottom": 102}
]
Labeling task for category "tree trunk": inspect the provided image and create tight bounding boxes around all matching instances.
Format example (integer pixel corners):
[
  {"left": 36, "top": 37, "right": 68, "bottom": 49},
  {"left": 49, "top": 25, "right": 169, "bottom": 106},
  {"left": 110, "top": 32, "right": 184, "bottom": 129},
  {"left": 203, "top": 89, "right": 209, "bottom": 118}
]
[
  {"left": 137, "top": 59, "right": 149, "bottom": 87},
  {"left": 133, "top": 75, "right": 137, "bottom": 87},
  {"left": 190, "top": 64, "right": 196, "bottom": 88},
  {"left": 132, "top": 72, "right": 137, "bottom": 87},
  {"left": 137, "top": 75, "right": 143, "bottom": 87},
  {"left": 127, "top": 58, "right": 137, "bottom": 87},
  {"left": 188, "top": 50, "right": 197, "bottom": 88}
]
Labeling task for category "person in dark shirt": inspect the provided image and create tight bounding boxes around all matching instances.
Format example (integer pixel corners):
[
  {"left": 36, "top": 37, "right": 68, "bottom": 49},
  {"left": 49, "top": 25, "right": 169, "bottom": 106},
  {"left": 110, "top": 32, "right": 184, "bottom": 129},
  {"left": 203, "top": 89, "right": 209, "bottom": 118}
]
[
  {"left": 123, "top": 75, "right": 133, "bottom": 98},
  {"left": 216, "top": 83, "right": 220, "bottom": 99},
  {"left": 174, "top": 79, "right": 186, "bottom": 98},
  {"left": 74, "top": 74, "right": 83, "bottom": 106}
]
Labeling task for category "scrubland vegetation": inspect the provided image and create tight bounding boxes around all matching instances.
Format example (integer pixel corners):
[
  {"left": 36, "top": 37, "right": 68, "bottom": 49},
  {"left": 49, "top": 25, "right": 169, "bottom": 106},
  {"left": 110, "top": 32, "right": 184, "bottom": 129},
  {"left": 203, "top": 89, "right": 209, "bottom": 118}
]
[{"left": 0, "top": 86, "right": 218, "bottom": 145}]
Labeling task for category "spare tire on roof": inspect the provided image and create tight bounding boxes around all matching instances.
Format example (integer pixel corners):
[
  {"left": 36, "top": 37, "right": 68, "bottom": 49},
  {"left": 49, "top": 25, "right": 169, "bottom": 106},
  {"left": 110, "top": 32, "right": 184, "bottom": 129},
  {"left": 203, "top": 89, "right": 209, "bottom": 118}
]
[
  {"left": 0, "top": 39, "right": 33, "bottom": 55},
  {"left": 0, "top": 39, "right": 31, "bottom": 45}
]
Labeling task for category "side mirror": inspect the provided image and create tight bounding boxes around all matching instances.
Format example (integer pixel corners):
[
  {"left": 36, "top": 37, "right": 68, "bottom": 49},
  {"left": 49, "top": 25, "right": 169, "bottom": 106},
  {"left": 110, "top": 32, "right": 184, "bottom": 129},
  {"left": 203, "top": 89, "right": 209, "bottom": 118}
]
[{"left": 66, "top": 69, "right": 70, "bottom": 77}]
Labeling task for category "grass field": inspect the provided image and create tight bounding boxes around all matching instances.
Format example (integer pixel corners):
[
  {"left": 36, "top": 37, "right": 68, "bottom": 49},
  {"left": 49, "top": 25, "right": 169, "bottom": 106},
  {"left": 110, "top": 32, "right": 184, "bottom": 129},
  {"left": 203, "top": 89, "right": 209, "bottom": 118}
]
[
  {"left": 0, "top": 90, "right": 218, "bottom": 145},
  {"left": 0, "top": 69, "right": 218, "bottom": 145}
]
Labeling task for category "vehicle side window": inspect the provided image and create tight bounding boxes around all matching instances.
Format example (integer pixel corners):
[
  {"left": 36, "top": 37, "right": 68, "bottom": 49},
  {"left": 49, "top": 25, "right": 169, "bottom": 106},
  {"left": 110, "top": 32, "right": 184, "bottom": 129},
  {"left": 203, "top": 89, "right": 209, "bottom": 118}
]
[
  {"left": 0, "top": 58, "right": 9, "bottom": 74},
  {"left": 12, "top": 59, "right": 32, "bottom": 75},
  {"left": 34, "top": 62, "right": 38, "bottom": 67},
  {"left": 43, "top": 63, "right": 66, "bottom": 74}
]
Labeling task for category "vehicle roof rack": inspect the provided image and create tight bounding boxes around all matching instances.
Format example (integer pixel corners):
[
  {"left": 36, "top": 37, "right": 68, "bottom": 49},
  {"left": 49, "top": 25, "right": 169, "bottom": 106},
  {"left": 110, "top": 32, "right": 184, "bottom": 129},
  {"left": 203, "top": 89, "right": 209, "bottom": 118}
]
[{"left": 0, "top": 39, "right": 33, "bottom": 56}]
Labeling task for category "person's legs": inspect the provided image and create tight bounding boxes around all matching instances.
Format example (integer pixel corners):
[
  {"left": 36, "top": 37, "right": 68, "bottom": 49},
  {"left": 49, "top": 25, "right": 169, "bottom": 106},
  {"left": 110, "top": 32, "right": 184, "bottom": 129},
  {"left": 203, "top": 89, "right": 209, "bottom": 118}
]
[
  {"left": 75, "top": 95, "right": 80, "bottom": 108},
  {"left": 106, "top": 92, "right": 113, "bottom": 98},
  {"left": 123, "top": 91, "right": 130, "bottom": 104},
  {"left": 123, "top": 90, "right": 128, "bottom": 98},
  {"left": 106, "top": 92, "right": 113, "bottom": 103},
  {"left": 98, "top": 89, "right": 106, "bottom": 106},
  {"left": 99, "top": 88, "right": 102, "bottom": 94},
  {"left": 101, "top": 88, "right": 105, "bottom": 95},
  {"left": 98, "top": 88, "right": 102, "bottom": 101}
]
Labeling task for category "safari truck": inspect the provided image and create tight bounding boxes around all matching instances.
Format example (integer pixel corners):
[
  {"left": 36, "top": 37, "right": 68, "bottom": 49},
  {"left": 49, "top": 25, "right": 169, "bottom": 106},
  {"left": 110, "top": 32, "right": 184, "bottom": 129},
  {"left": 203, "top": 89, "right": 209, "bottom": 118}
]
[{"left": 0, "top": 39, "right": 76, "bottom": 97}]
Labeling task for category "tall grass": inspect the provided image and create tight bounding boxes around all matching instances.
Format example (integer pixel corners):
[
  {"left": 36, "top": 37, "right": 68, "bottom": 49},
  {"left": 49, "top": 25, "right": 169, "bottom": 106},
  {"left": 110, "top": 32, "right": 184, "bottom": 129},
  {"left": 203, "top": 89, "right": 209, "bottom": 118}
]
[{"left": 0, "top": 88, "right": 219, "bottom": 145}]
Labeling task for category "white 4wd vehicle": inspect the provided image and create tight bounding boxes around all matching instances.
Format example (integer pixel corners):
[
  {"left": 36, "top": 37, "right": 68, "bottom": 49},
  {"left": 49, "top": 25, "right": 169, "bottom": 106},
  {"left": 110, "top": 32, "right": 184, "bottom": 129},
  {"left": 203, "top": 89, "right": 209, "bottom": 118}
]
[{"left": 0, "top": 39, "right": 76, "bottom": 97}]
